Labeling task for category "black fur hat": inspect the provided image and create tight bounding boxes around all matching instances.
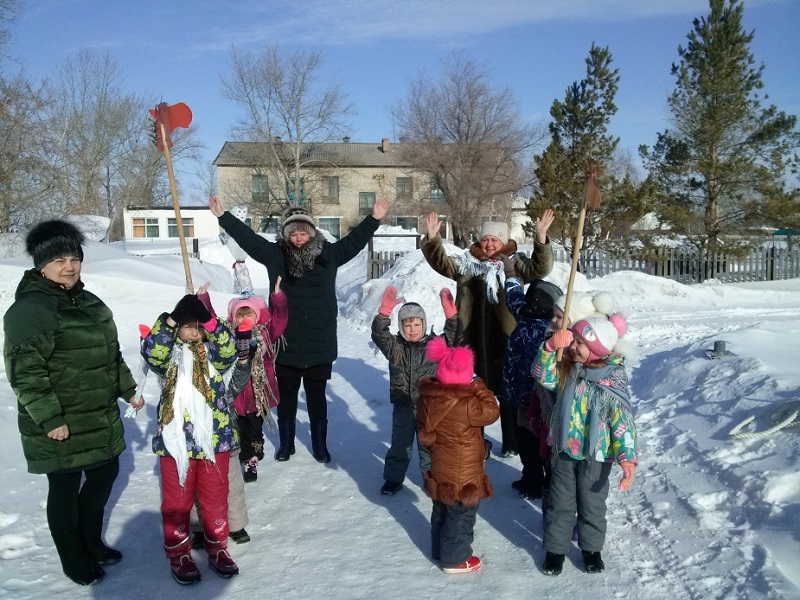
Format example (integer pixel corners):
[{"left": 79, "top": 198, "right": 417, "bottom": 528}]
[
  {"left": 522, "top": 280, "right": 563, "bottom": 320},
  {"left": 280, "top": 205, "right": 317, "bottom": 239},
  {"left": 25, "top": 220, "right": 85, "bottom": 269}
]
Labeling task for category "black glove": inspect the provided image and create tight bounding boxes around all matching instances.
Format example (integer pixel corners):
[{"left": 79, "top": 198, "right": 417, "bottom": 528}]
[
  {"left": 235, "top": 321, "right": 254, "bottom": 361},
  {"left": 170, "top": 294, "right": 213, "bottom": 325},
  {"left": 499, "top": 254, "right": 516, "bottom": 278}
]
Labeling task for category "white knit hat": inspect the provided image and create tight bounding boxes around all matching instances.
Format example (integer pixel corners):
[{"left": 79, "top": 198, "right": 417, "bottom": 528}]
[
  {"left": 479, "top": 221, "right": 509, "bottom": 245},
  {"left": 572, "top": 313, "right": 628, "bottom": 361}
]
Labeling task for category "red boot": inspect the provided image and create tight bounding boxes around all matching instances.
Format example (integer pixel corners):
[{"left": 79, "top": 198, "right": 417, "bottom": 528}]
[
  {"left": 164, "top": 538, "right": 201, "bottom": 585},
  {"left": 205, "top": 537, "right": 239, "bottom": 578}
]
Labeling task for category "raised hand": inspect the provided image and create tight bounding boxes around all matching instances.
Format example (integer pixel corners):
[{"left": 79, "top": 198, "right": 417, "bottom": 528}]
[
  {"left": 209, "top": 195, "right": 224, "bottom": 218},
  {"left": 372, "top": 198, "right": 389, "bottom": 220},
  {"left": 196, "top": 281, "right": 210, "bottom": 295},
  {"left": 378, "top": 285, "right": 404, "bottom": 316},
  {"left": 439, "top": 288, "right": 457, "bottom": 318},
  {"left": 235, "top": 318, "right": 254, "bottom": 361},
  {"left": 535, "top": 208, "right": 555, "bottom": 243},
  {"left": 274, "top": 275, "right": 282, "bottom": 294},
  {"left": 425, "top": 211, "right": 441, "bottom": 239}
]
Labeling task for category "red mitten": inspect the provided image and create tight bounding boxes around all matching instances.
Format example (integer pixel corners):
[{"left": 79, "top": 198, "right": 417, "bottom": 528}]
[
  {"left": 440, "top": 288, "right": 457, "bottom": 318},
  {"left": 618, "top": 460, "right": 636, "bottom": 491},
  {"left": 544, "top": 329, "right": 573, "bottom": 351},
  {"left": 378, "top": 286, "right": 403, "bottom": 316}
]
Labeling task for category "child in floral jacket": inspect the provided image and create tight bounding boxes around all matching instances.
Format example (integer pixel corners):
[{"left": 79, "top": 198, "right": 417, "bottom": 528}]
[
  {"left": 141, "top": 294, "right": 239, "bottom": 585},
  {"left": 533, "top": 311, "right": 637, "bottom": 577}
]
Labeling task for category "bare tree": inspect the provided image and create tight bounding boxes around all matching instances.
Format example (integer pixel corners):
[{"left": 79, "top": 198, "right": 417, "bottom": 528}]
[
  {"left": 0, "top": 69, "right": 49, "bottom": 231},
  {"left": 0, "top": 0, "right": 23, "bottom": 51},
  {"left": 221, "top": 45, "right": 355, "bottom": 220},
  {"left": 392, "top": 51, "right": 543, "bottom": 246},
  {"left": 41, "top": 50, "right": 204, "bottom": 237}
]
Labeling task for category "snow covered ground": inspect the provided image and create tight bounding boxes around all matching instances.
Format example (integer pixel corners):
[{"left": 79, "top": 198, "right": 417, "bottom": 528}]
[{"left": 0, "top": 228, "right": 799, "bottom": 599}]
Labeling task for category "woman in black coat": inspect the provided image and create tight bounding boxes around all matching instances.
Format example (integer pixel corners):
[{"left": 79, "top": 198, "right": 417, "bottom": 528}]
[{"left": 210, "top": 196, "right": 388, "bottom": 463}]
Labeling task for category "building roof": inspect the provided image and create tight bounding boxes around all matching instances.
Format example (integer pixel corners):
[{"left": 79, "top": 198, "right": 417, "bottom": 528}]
[{"left": 213, "top": 140, "right": 414, "bottom": 169}]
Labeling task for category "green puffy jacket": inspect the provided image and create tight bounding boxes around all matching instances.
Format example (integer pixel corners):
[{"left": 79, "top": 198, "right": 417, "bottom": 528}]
[{"left": 4, "top": 269, "right": 137, "bottom": 474}]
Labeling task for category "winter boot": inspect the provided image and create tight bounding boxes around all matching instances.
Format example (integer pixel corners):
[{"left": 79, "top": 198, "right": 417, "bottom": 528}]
[
  {"left": 190, "top": 531, "right": 205, "bottom": 550},
  {"left": 542, "top": 552, "right": 565, "bottom": 576},
  {"left": 380, "top": 480, "right": 403, "bottom": 496},
  {"left": 243, "top": 457, "right": 258, "bottom": 483},
  {"left": 582, "top": 550, "right": 605, "bottom": 574},
  {"left": 229, "top": 528, "right": 250, "bottom": 544},
  {"left": 310, "top": 419, "right": 331, "bottom": 463},
  {"left": 275, "top": 419, "right": 296, "bottom": 462},
  {"left": 205, "top": 537, "right": 239, "bottom": 578},
  {"left": 165, "top": 537, "right": 201, "bottom": 585},
  {"left": 442, "top": 555, "right": 481, "bottom": 574}
]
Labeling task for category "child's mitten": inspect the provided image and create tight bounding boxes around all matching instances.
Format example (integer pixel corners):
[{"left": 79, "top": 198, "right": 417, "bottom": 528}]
[
  {"left": 439, "top": 288, "right": 457, "bottom": 318},
  {"left": 378, "top": 286, "right": 403, "bottom": 316},
  {"left": 236, "top": 318, "right": 253, "bottom": 361},
  {"left": 618, "top": 460, "right": 636, "bottom": 491},
  {"left": 544, "top": 329, "right": 573, "bottom": 351}
]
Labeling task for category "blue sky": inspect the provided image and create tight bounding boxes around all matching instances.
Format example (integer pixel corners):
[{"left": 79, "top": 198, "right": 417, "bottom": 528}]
[{"left": 6, "top": 0, "right": 799, "bottom": 200}]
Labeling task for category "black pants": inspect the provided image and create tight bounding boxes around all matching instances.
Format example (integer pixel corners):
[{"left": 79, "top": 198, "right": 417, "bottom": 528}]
[
  {"left": 237, "top": 413, "right": 265, "bottom": 462},
  {"left": 431, "top": 500, "right": 479, "bottom": 567},
  {"left": 515, "top": 421, "right": 544, "bottom": 491},
  {"left": 46, "top": 457, "right": 119, "bottom": 579},
  {"left": 276, "top": 364, "right": 331, "bottom": 422}
]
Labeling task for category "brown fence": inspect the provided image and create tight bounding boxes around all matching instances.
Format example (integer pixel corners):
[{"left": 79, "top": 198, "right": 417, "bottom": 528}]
[{"left": 368, "top": 243, "right": 800, "bottom": 283}]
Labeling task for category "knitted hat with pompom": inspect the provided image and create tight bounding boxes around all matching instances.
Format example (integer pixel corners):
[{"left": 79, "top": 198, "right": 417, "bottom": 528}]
[
  {"left": 425, "top": 336, "right": 475, "bottom": 385},
  {"left": 571, "top": 313, "right": 628, "bottom": 362}
]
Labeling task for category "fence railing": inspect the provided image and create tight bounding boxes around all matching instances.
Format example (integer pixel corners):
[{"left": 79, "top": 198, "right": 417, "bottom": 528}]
[{"left": 368, "top": 243, "right": 800, "bottom": 284}]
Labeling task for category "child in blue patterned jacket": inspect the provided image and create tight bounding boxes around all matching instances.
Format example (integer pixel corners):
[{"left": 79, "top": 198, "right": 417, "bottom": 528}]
[
  {"left": 533, "top": 310, "right": 637, "bottom": 577},
  {"left": 141, "top": 294, "right": 239, "bottom": 585}
]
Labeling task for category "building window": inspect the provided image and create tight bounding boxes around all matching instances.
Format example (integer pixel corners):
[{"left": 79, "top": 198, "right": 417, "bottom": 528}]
[
  {"left": 252, "top": 175, "right": 268, "bottom": 203},
  {"left": 287, "top": 177, "right": 305, "bottom": 205},
  {"left": 259, "top": 216, "right": 279, "bottom": 233},
  {"left": 317, "top": 217, "right": 340, "bottom": 240},
  {"left": 167, "top": 218, "right": 194, "bottom": 238},
  {"left": 359, "top": 192, "right": 376, "bottom": 215},
  {"left": 430, "top": 178, "right": 445, "bottom": 202},
  {"left": 321, "top": 176, "right": 339, "bottom": 203},
  {"left": 396, "top": 177, "right": 413, "bottom": 200},
  {"left": 132, "top": 217, "right": 159, "bottom": 238},
  {"left": 394, "top": 216, "right": 418, "bottom": 231}
]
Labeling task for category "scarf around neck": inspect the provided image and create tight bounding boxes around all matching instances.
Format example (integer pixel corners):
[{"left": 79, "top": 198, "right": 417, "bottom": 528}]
[
  {"left": 454, "top": 252, "right": 506, "bottom": 304},
  {"left": 160, "top": 342, "right": 219, "bottom": 486},
  {"left": 278, "top": 233, "right": 326, "bottom": 278}
]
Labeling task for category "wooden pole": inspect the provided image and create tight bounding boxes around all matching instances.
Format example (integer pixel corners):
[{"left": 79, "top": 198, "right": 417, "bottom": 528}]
[
  {"left": 158, "top": 121, "right": 193, "bottom": 293},
  {"left": 556, "top": 168, "right": 600, "bottom": 362}
]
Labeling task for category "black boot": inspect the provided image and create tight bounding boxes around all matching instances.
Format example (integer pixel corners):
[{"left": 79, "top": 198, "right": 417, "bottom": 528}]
[
  {"left": 275, "top": 419, "right": 296, "bottom": 462},
  {"left": 310, "top": 419, "right": 331, "bottom": 463}
]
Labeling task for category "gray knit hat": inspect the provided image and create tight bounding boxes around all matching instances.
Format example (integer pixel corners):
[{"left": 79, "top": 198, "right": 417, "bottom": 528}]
[
  {"left": 25, "top": 220, "right": 85, "bottom": 269},
  {"left": 280, "top": 205, "right": 317, "bottom": 239},
  {"left": 398, "top": 302, "right": 427, "bottom": 340}
]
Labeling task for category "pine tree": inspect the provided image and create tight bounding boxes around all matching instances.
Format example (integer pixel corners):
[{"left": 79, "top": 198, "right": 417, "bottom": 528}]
[
  {"left": 527, "top": 43, "right": 646, "bottom": 259},
  {"left": 641, "top": 0, "right": 799, "bottom": 253}
]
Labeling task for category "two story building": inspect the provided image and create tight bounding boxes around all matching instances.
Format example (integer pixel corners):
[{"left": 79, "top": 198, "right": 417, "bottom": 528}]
[{"left": 213, "top": 137, "right": 452, "bottom": 239}]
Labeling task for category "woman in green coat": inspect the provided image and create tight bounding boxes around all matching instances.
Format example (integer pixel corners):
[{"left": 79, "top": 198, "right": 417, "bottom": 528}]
[{"left": 3, "top": 220, "right": 143, "bottom": 586}]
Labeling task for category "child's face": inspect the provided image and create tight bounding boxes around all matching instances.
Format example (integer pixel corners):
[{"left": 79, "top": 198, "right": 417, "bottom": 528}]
[
  {"left": 567, "top": 332, "right": 592, "bottom": 363},
  {"left": 401, "top": 317, "right": 424, "bottom": 342},
  {"left": 551, "top": 307, "right": 566, "bottom": 331},
  {"left": 178, "top": 321, "right": 205, "bottom": 343},
  {"left": 235, "top": 306, "right": 258, "bottom": 327}
]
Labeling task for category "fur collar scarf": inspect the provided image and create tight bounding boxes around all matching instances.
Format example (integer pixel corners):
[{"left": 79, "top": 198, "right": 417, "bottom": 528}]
[
  {"left": 277, "top": 234, "right": 327, "bottom": 278},
  {"left": 453, "top": 240, "right": 518, "bottom": 304}
]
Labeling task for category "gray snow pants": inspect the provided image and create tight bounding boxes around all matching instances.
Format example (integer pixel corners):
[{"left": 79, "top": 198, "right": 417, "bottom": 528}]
[
  {"left": 190, "top": 448, "right": 248, "bottom": 532},
  {"left": 544, "top": 451, "right": 612, "bottom": 554},
  {"left": 431, "top": 500, "right": 479, "bottom": 567},
  {"left": 383, "top": 402, "right": 430, "bottom": 484}
]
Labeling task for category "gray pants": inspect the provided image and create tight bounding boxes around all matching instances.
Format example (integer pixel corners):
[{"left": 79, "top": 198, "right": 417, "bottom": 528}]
[
  {"left": 431, "top": 500, "right": 479, "bottom": 567},
  {"left": 383, "top": 402, "right": 430, "bottom": 483},
  {"left": 544, "top": 452, "right": 612, "bottom": 554}
]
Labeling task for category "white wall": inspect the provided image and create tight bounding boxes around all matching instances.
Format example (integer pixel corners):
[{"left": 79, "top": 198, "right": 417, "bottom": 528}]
[{"left": 123, "top": 208, "right": 220, "bottom": 240}]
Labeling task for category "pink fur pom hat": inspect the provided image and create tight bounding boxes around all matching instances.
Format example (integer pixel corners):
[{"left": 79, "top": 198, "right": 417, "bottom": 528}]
[
  {"left": 572, "top": 313, "right": 628, "bottom": 362},
  {"left": 228, "top": 294, "right": 270, "bottom": 325},
  {"left": 425, "top": 336, "right": 475, "bottom": 385}
]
